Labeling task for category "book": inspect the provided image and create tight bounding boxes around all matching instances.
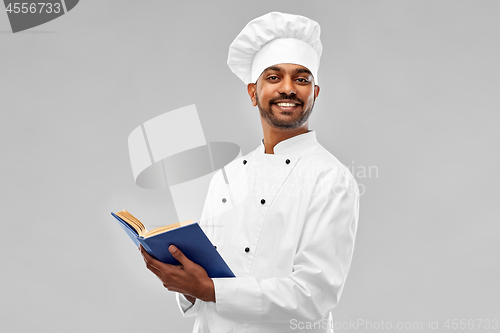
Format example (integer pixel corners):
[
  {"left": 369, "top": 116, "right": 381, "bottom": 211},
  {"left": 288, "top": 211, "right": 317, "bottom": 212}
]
[{"left": 111, "top": 210, "right": 234, "bottom": 278}]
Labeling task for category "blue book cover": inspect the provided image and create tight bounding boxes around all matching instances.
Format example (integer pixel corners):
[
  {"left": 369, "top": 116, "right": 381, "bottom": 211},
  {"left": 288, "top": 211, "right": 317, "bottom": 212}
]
[{"left": 111, "top": 212, "right": 234, "bottom": 278}]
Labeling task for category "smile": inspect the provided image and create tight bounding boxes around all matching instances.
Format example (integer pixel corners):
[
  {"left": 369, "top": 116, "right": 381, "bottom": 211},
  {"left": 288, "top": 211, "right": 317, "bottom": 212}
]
[{"left": 276, "top": 102, "right": 299, "bottom": 107}]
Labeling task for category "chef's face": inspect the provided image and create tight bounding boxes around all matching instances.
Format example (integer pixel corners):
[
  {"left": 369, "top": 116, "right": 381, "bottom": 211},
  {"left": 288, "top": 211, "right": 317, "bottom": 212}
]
[{"left": 247, "top": 63, "right": 320, "bottom": 130}]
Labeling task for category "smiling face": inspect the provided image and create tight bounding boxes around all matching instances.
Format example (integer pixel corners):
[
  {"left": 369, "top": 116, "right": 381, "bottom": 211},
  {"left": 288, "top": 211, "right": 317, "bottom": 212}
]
[{"left": 247, "top": 63, "right": 320, "bottom": 131}]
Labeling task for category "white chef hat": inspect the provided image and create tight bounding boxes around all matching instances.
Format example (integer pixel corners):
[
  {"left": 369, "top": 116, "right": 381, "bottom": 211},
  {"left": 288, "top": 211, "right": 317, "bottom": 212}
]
[{"left": 227, "top": 11, "right": 322, "bottom": 85}]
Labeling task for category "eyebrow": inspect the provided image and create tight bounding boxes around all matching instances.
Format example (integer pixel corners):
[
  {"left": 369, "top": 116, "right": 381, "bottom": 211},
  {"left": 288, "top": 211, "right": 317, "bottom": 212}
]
[
  {"left": 296, "top": 68, "right": 312, "bottom": 76},
  {"left": 263, "top": 65, "right": 312, "bottom": 76},
  {"left": 264, "top": 65, "right": 282, "bottom": 72}
]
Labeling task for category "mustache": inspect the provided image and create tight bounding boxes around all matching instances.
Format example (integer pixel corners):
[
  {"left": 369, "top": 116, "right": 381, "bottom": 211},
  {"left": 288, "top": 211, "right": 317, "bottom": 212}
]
[{"left": 268, "top": 93, "right": 303, "bottom": 105}]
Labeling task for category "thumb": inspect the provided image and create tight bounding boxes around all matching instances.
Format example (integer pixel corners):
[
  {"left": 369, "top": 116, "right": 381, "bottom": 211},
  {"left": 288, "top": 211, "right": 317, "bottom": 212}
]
[{"left": 169, "top": 245, "right": 192, "bottom": 267}]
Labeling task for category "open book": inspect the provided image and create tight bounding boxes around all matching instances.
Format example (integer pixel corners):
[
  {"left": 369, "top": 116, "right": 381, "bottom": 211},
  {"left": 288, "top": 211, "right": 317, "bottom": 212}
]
[{"left": 111, "top": 210, "right": 234, "bottom": 278}]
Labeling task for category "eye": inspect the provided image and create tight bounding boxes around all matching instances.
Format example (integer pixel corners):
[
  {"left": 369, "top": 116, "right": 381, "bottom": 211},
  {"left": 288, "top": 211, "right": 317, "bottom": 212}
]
[
  {"left": 296, "top": 78, "right": 309, "bottom": 83},
  {"left": 267, "top": 75, "right": 279, "bottom": 81}
]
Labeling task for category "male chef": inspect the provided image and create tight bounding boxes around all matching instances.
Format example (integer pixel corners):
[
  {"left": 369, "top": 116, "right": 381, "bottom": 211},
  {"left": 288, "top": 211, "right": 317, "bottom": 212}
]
[{"left": 139, "top": 12, "right": 360, "bottom": 332}]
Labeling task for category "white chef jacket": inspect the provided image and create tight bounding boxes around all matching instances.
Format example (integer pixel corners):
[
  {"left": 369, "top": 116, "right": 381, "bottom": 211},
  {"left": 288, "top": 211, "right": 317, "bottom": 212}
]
[{"left": 177, "top": 130, "right": 359, "bottom": 333}]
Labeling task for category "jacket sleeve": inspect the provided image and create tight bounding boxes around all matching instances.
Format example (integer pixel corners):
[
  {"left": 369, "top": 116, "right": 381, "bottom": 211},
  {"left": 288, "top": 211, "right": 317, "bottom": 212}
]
[
  {"left": 212, "top": 168, "right": 359, "bottom": 324},
  {"left": 176, "top": 293, "right": 201, "bottom": 317}
]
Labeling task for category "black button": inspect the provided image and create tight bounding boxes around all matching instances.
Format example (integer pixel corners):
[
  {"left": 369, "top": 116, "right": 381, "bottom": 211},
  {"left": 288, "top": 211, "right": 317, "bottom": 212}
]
[
  {"left": 214, "top": 245, "right": 217, "bottom": 249},
  {"left": 243, "top": 160, "right": 247, "bottom": 165},
  {"left": 260, "top": 199, "right": 266, "bottom": 204},
  {"left": 245, "top": 247, "right": 250, "bottom": 253},
  {"left": 285, "top": 159, "right": 290, "bottom": 164},
  {"left": 222, "top": 198, "right": 226, "bottom": 203}
]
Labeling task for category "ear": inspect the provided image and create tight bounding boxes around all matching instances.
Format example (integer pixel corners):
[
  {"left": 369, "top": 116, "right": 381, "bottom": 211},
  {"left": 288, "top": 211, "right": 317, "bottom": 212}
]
[
  {"left": 314, "top": 85, "right": 320, "bottom": 100},
  {"left": 247, "top": 83, "right": 257, "bottom": 106}
]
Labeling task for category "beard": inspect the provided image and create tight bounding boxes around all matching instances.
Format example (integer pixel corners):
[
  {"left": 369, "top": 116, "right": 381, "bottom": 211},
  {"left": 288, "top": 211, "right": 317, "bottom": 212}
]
[{"left": 256, "top": 92, "right": 314, "bottom": 130}]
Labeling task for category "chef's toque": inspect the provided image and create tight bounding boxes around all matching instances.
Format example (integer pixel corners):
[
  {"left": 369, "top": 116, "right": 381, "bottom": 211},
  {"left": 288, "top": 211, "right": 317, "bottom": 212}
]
[{"left": 227, "top": 11, "right": 322, "bottom": 85}]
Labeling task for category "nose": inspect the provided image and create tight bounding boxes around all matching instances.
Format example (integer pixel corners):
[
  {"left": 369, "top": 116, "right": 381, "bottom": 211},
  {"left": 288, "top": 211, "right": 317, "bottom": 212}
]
[{"left": 277, "top": 76, "right": 295, "bottom": 95}]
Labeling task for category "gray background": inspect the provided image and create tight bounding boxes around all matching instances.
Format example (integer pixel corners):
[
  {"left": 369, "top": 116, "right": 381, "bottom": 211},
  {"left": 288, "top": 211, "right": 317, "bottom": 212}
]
[{"left": 1, "top": 1, "right": 499, "bottom": 332}]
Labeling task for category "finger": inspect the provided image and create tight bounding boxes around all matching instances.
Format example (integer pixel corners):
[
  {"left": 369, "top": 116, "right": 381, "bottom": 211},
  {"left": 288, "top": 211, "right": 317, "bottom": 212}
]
[
  {"left": 147, "top": 263, "right": 163, "bottom": 278},
  {"left": 139, "top": 245, "right": 162, "bottom": 264},
  {"left": 139, "top": 245, "right": 169, "bottom": 271},
  {"left": 139, "top": 247, "right": 162, "bottom": 274},
  {"left": 139, "top": 245, "right": 156, "bottom": 262},
  {"left": 169, "top": 245, "right": 193, "bottom": 267},
  {"left": 139, "top": 245, "right": 180, "bottom": 277}
]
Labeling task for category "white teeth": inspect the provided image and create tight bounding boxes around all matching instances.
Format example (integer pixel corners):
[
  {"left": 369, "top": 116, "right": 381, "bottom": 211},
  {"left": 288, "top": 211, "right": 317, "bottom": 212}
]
[{"left": 276, "top": 103, "right": 297, "bottom": 107}]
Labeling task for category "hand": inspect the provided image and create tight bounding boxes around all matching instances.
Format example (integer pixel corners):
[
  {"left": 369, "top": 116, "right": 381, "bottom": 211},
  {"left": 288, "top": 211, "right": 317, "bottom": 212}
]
[{"left": 139, "top": 245, "right": 215, "bottom": 302}]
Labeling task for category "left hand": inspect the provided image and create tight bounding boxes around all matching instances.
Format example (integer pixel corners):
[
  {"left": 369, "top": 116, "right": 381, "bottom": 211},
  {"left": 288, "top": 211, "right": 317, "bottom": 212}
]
[{"left": 139, "top": 245, "right": 215, "bottom": 302}]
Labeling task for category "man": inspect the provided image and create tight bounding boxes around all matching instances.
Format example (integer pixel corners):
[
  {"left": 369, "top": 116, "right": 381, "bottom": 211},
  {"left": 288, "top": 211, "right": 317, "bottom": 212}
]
[{"left": 139, "top": 12, "right": 359, "bottom": 332}]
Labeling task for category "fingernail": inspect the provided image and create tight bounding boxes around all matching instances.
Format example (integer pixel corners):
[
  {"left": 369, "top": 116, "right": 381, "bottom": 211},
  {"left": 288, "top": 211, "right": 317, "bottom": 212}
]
[{"left": 170, "top": 245, "right": 177, "bottom": 253}]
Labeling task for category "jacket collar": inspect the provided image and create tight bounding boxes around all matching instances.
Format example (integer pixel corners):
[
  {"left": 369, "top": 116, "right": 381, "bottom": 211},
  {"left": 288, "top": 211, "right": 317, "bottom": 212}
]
[{"left": 259, "top": 130, "right": 317, "bottom": 156}]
